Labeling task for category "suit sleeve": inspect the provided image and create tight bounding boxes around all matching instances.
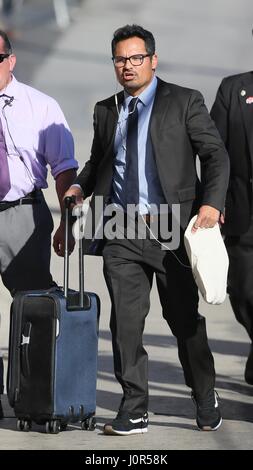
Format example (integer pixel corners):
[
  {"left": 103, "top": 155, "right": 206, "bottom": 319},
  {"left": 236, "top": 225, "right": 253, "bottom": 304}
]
[
  {"left": 210, "top": 79, "right": 229, "bottom": 146},
  {"left": 75, "top": 104, "right": 104, "bottom": 198},
  {"left": 186, "top": 89, "right": 230, "bottom": 211}
]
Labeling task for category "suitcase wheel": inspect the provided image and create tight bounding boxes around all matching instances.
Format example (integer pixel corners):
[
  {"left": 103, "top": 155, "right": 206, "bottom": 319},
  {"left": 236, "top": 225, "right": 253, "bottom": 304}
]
[
  {"left": 45, "top": 420, "right": 61, "bottom": 434},
  {"left": 60, "top": 422, "right": 68, "bottom": 431},
  {"left": 17, "top": 419, "right": 32, "bottom": 432},
  {"left": 81, "top": 416, "right": 96, "bottom": 431}
]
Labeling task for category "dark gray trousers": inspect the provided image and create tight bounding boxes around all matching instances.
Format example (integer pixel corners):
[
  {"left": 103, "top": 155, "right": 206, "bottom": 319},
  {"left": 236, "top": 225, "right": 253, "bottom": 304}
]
[
  {"left": 226, "top": 214, "right": 253, "bottom": 342},
  {"left": 103, "top": 224, "right": 215, "bottom": 415}
]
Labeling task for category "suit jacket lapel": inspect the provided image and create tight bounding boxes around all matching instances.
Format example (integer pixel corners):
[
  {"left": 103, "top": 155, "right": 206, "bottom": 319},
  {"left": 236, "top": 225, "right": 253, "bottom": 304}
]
[
  {"left": 150, "top": 78, "right": 171, "bottom": 145},
  {"left": 105, "top": 91, "right": 124, "bottom": 155},
  {"left": 239, "top": 76, "right": 253, "bottom": 159}
]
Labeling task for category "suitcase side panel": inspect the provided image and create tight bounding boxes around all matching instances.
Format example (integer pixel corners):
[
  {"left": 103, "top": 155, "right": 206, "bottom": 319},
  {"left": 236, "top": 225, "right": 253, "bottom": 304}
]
[
  {"left": 8, "top": 294, "right": 24, "bottom": 407},
  {"left": 54, "top": 293, "right": 99, "bottom": 419},
  {"left": 8, "top": 294, "right": 57, "bottom": 419}
]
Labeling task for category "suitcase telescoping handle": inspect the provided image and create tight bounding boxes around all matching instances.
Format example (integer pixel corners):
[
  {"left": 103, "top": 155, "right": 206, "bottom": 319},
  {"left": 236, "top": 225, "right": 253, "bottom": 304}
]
[{"left": 64, "top": 196, "right": 84, "bottom": 309}]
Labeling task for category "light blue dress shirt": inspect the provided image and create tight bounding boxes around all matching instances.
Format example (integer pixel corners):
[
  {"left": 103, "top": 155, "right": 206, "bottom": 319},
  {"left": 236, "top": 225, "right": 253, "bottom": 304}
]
[{"left": 112, "top": 76, "right": 166, "bottom": 214}]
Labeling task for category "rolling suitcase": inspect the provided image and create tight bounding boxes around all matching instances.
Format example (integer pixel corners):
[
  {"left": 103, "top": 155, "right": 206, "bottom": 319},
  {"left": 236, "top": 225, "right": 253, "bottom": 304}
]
[{"left": 7, "top": 197, "right": 100, "bottom": 433}]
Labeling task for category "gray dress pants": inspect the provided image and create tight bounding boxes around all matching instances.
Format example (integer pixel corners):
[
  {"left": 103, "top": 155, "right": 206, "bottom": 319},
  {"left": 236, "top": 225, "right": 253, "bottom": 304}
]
[{"left": 0, "top": 191, "right": 54, "bottom": 393}]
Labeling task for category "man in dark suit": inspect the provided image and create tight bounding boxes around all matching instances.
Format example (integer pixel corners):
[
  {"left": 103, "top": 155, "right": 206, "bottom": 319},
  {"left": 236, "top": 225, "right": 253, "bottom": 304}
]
[
  {"left": 211, "top": 71, "right": 253, "bottom": 386},
  {"left": 65, "top": 24, "right": 229, "bottom": 435}
]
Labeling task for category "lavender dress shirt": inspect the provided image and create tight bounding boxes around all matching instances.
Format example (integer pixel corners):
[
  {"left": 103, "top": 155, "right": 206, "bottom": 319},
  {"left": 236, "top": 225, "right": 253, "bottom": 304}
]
[{"left": 0, "top": 75, "right": 78, "bottom": 201}]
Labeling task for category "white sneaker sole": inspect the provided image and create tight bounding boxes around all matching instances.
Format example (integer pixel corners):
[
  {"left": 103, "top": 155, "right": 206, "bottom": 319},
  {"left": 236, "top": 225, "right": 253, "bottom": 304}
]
[
  {"left": 198, "top": 417, "right": 222, "bottom": 431},
  {"left": 104, "top": 424, "right": 148, "bottom": 436}
]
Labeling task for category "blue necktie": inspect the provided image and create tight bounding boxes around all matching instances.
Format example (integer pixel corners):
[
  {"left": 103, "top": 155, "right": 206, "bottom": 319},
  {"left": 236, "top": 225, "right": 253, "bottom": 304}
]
[
  {"left": 125, "top": 97, "right": 139, "bottom": 207},
  {"left": 0, "top": 117, "right": 10, "bottom": 200}
]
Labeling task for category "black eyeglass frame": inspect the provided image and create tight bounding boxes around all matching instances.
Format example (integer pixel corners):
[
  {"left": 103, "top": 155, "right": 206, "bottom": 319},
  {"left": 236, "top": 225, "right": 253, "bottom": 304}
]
[
  {"left": 112, "top": 53, "right": 151, "bottom": 67},
  {"left": 0, "top": 54, "right": 10, "bottom": 63}
]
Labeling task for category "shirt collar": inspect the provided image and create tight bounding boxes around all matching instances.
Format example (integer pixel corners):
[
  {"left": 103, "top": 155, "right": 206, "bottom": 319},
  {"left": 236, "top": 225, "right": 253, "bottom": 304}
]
[
  {"left": 0, "top": 74, "right": 18, "bottom": 104},
  {"left": 123, "top": 75, "right": 157, "bottom": 109}
]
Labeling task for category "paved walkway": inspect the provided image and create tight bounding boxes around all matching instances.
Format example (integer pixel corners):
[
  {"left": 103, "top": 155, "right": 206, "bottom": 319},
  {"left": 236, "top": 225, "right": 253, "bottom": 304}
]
[{"left": 0, "top": 0, "right": 253, "bottom": 451}]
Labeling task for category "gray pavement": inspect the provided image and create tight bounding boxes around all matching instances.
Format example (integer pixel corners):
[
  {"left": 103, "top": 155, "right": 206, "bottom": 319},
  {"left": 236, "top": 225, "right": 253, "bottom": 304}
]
[{"left": 0, "top": 0, "right": 253, "bottom": 451}]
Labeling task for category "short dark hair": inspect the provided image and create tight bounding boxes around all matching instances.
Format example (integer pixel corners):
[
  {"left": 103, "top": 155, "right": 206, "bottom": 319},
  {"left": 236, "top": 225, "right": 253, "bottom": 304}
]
[
  {"left": 111, "top": 24, "right": 155, "bottom": 57},
  {"left": 0, "top": 30, "right": 12, "bottom": 54}
]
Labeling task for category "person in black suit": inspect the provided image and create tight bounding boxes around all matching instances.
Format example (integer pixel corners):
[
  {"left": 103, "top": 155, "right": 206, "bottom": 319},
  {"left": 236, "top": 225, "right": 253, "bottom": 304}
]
[
  {"left": 211, "top": 71, "right": 253, "bottom": 386},
  {"left": 65, "top": 24, "right": 229, "bottom": 435}
]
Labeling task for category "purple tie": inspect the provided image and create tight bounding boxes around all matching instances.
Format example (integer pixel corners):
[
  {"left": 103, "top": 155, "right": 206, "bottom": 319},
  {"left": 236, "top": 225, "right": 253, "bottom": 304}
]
[{"left": 0, "top": 116, "right": 11, "bottom": 200}]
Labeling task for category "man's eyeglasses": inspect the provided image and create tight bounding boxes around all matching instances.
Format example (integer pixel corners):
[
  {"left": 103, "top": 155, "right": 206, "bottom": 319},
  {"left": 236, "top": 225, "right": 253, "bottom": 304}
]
[
  {"left": 112, "top": 54, "right": 151, "bottom": 68},
  {"left": 0, "top": 54, "right": 10, "bottom": 63}
]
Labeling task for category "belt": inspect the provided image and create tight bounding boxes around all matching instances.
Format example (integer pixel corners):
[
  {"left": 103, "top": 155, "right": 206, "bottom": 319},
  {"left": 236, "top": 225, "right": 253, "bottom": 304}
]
[
  {"left": 138, "top": 213, "right": 173, "bottom": 228},
  {"left": 0, "top": 189, "right": 42, "bottom": 212},
  {"left": 120, "top": 212, "right": 162, "bottom": 228},
  {"left": 141, "top": 214, "right": 153, "bottom": 225},
  {"left": 138, "top": 213, "right": 159, "bottom": 226}
]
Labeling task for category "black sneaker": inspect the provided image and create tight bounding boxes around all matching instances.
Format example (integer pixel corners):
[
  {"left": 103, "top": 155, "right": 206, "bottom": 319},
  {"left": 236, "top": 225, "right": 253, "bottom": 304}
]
[
  {"left": 245, "top": 344, "right": 253, "bottom": 385},
  {"left": 192, "top": 390, "right": 222, "bottom": 431},
  {"left": 0, "top": 399, "right": 4, "bottom": 420},
  {"left": 104, "top": 410, "right": 148, "bottom": 436}
]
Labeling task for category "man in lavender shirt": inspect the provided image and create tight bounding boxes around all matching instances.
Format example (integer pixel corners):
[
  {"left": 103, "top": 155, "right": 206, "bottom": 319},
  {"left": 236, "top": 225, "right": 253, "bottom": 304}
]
[{"left": 0, "top": 30, "right": 78, "bottom": 418}]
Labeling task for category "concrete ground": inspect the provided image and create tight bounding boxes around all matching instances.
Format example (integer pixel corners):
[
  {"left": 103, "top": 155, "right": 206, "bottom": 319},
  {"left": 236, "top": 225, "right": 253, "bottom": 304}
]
[{"left": 0, "top": 0, "right": 253, "bottom": 451}]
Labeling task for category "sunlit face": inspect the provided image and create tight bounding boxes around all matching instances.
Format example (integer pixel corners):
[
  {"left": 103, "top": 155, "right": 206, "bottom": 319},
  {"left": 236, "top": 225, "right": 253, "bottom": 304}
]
[
  {"left": 0, "top": 37, "right": 16, "bottom": 91},
  {"left": 113, "top": 37, "right": 158, "bottom": 96}
]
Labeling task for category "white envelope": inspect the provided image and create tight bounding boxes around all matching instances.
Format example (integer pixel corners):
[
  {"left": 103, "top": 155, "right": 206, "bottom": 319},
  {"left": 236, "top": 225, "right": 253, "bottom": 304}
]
[{"left": 184, "top": 215, "right": 229, "bottom": 304}]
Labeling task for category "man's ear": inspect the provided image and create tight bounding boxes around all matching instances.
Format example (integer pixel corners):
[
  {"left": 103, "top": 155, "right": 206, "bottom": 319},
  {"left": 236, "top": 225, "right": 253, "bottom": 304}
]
[
  {"left": 8, "top": 54, "right": 16, "bottom": 72},
  {"left": 151, "top": 53, "right": 158, "bottom": 71}
]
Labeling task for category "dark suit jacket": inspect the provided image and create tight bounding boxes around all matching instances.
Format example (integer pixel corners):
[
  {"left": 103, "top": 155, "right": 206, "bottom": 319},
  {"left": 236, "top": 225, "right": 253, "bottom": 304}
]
[
  {"left": 211, "top": 71, "right": 253, "bottom": 236},
  {"left": 76, "top": 77, "right": 229, "bottom": 254}
]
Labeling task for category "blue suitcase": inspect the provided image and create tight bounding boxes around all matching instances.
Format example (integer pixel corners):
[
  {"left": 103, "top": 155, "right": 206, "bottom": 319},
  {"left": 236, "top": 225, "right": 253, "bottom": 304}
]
[{"left": 7, "top": 198, "right": 100, "bottom": 433}]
